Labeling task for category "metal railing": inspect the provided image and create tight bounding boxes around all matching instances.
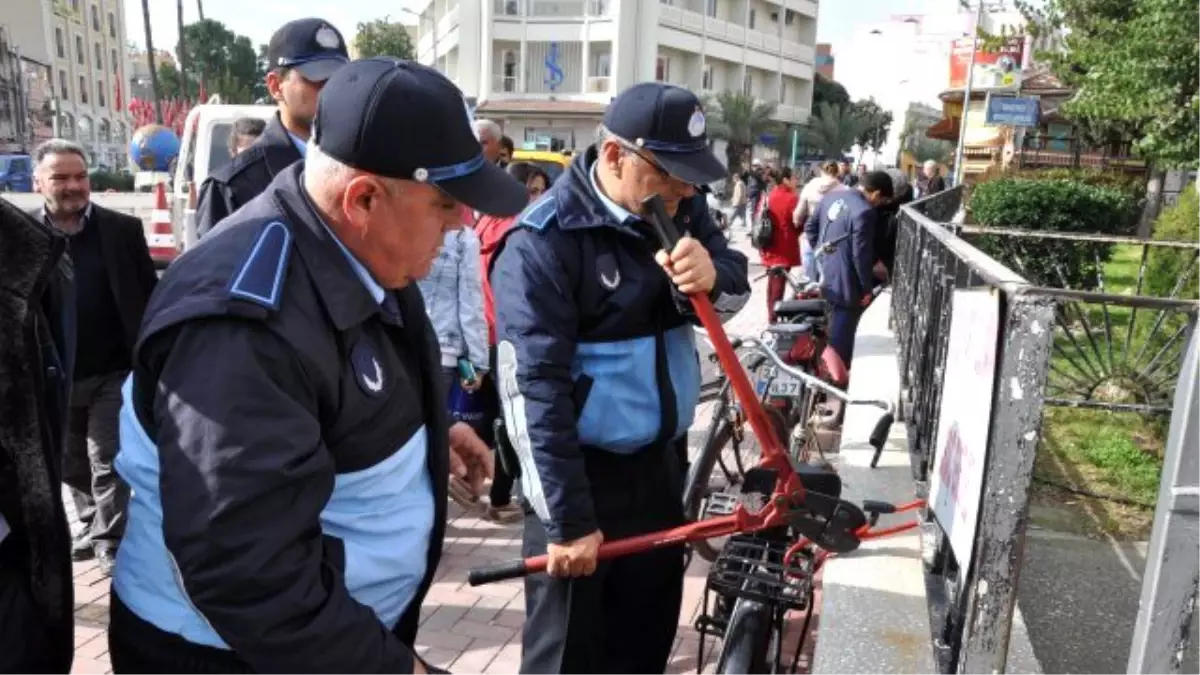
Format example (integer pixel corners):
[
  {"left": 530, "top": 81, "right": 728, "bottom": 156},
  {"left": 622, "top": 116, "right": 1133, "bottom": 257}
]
[{"left": 890, "top": 186, "right": 1199, "bottom": 672}]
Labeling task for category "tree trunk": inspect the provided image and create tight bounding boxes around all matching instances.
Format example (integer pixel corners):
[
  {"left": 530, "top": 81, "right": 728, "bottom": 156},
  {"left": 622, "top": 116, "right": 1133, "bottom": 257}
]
[
  {"left": 196, "top": 0, "right": 205, "bottom": 20},
  {"left": 176, "top": 0, "right": 188, "bottom": 100},
  {"left": 141, "top": 0, "right": 163, "bottom": 124},
  {"left": 1137, "top": 167, "right": 1167, "bottom": 238}
]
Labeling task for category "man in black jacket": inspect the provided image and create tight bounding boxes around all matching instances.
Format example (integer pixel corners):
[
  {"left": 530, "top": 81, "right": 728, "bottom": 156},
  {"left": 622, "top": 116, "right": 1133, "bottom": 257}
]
[
  {"left": 195, "top": 18, "right": 349, "bottom": 238},
  {"left": 0, "top": 194, "right": 76, "bottom": 672},
  {"left": 32, "top": 139, "right": 158, "bottom": 574}
]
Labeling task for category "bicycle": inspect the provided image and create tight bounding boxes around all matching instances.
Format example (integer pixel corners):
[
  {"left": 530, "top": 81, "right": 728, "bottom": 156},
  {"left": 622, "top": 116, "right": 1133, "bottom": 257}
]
[{"left": 467, "top": 195, "right": 922, "bottom": 674}]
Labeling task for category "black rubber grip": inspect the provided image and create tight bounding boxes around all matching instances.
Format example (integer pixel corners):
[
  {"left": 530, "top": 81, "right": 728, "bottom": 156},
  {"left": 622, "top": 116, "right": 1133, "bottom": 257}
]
[
  {"left": 641, "top": 194, "right": 681, "bottom": 251},
  {"left": 467, "top": 559, "right": 528, "bottom": 586},
  {"left": 861, "top": 499, "right": 896, "bottom": 515}
]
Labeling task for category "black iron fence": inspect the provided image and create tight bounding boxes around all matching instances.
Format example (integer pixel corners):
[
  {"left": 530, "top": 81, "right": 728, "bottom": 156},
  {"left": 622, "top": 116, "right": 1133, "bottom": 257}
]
[{"left": 889, "top": 185, "right": 1199, "bottom": 673}]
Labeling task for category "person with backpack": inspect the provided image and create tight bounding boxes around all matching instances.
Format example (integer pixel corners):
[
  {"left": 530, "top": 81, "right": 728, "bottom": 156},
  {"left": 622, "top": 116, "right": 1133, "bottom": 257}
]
[
  {"left": 755, "top": 167, "right": 801, "bottom": 322},
  {"left": 792, "top": 160, "right": 845, "bottom": 281}
]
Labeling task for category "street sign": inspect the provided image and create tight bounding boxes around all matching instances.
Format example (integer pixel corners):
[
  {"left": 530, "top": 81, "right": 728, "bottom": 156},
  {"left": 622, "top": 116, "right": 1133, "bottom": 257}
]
[{"left": 985, "top": 96, "right": 1040, "bottom": 127}]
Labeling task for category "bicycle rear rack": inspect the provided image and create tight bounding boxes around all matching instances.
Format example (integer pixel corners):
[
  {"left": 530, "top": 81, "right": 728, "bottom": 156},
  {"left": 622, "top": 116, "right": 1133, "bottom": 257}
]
[{"left": 694, "top": 533, "right": 816, "bottom": 673}]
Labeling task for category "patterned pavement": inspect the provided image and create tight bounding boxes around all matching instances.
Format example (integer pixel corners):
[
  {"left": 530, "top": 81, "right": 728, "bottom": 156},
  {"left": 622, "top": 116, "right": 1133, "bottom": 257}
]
[{"left": 67, "top": 235, "right": 786, "bottom": 674}]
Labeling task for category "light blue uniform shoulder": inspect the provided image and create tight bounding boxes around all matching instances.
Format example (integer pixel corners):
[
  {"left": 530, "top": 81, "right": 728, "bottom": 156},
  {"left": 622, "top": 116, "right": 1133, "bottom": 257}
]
[
  {"left": 227, "top": 219, "right": 294, "bottom": 311},
  {"left": 516, "top": 195, "right": 558, "bottom": 231}
]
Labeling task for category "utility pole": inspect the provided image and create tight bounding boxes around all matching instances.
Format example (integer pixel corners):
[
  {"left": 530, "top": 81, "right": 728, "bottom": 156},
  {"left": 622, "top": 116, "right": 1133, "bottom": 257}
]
[
  {"left": 196, "top": 0, "right": 205, "bottom": 21},
  {"left": 141, "top": 0, "right": 163, "bottom": 124},
  {"left": 951, "top": 0, "right": 986, "bottom": 186},
  {"left": 176, "top": 0, "right": 188, "bottom": 100}
]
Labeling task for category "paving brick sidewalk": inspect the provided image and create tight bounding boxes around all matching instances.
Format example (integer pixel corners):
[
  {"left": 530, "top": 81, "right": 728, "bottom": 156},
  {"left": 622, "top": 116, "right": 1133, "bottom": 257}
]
[{"left": 67, "top": 233, "right": 772, "bottom": 674}]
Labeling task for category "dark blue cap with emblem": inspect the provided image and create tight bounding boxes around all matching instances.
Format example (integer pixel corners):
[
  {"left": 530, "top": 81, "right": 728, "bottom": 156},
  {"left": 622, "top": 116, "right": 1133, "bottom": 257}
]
[
  {"left": 602, "top": 82, "right": 727, "bottom": 186},
  {"left": 312, "top": 58, "right": 528, "bottom": 217},
  {"left": 267, "top": 18, "right": 349, "bottom": 83}
]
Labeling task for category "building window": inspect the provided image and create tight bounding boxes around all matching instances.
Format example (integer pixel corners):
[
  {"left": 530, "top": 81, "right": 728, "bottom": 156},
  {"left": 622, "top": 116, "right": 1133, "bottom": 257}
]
[
  {"left": 655, "top": 57, "right": 670, "bottom": 82},
  {"left": 55, "top": 28, "right": 65, "bottom": 58},
  {"left": 748, "top": 8, "right": 757, "bottom": 29},
  {"left": 97, "top": 81, "right": 106, "bottom": 107},
  {"left": 780, "top": 79, "right": 787, "bottom": 103},
  {"left": 706, "top": 0, "right": 717, "bottom": 17},
  {"left": 91, "top": 4, "right": 100, "bottom": 32},
  {"left": 502, "top": 0, "right": 519, "bottom": 15},
  {"left": 94, "top": 43, "right": 102, "bottom": 70},
  {"left": 111, "top": 48, "right": 118, "bottom": 73},
  {"left": 702, "top": 64, "right": 713, "bottom": 90},
  {"left": 108, "top": 12, "right": 116, "bottom": 38},
  {"left": 70, "top": 0, "right": 79, "bottom": 11},
  {"left": 79, "top": 75, "right": 88, "bottom": 103},
  {"left": 742, "top": 71, "right": 752, "bottom": 96},
  {"left": 59, "top": 70, "right": 69, "bottom": 99},
  {"left": 75, "top": 35, "right": 85, "bottom": 64},
  {"left": 501, "top": 50, "right": 517, "bottom": 92}
]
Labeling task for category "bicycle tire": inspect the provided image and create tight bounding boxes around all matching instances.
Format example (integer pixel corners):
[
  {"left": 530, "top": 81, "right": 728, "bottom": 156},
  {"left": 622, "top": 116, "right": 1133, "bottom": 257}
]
[{"left": 716, "top": 598, "right": 774, "bottom": 674}]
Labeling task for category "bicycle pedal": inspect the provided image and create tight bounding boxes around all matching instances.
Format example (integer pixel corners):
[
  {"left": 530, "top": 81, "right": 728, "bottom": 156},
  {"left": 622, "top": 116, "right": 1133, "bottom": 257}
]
[{"left": 704, "top": 491, "right": 740, "bottom": 517}]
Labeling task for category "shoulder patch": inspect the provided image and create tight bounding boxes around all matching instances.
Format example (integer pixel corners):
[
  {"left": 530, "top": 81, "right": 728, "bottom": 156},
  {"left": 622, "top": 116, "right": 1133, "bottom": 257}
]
[
  {"left": 517, "top": 195, "right": 558, "bottom": 231},
  {"left": 228, "top": 220, "right": 292, "bottom": 311}
]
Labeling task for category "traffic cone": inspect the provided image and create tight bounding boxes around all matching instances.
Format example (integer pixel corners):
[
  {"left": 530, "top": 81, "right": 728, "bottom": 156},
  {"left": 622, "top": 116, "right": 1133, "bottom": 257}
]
[{"left": 147, "top": 182, "right": 179, "bottom": 265}]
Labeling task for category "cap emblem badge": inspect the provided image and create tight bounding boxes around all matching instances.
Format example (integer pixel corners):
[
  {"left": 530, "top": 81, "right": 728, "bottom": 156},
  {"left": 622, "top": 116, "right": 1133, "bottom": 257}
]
[
  {"left": 413, "top": 167, "right": 430, "bottom": 182},
  {"left": 315, "top": 26, "right": 341, "bottom": 50},
  {"left": 687, "top": 108, "right": 706, "bottom": 138}
]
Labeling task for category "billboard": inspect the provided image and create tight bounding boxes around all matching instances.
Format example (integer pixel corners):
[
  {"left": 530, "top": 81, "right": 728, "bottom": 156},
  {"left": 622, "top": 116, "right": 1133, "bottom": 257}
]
[{"left": 949, "top": 37, "right": 1025, "bottom": 91}]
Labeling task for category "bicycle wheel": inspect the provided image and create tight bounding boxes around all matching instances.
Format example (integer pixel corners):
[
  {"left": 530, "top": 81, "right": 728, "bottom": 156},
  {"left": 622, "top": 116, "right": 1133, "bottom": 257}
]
[
  {"left": 716, "top": 598, "right": 774, "bottom": 674},
  {"left": 684, "top": 404, "right": 788, "bottom": 563}
]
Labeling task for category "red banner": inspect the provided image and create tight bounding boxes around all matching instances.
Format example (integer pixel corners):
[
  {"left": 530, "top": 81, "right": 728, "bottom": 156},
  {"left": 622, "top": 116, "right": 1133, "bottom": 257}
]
[
  {"left": 128, "top": 96, "right": 195, "bottom": 137},
  {"left": 949, "top": 37, "right": 1025, "bottom": 91}
]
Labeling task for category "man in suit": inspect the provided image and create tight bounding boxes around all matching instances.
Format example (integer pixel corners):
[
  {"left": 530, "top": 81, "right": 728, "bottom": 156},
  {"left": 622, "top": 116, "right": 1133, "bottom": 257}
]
[{"left": 32, "top": 139, "right": 158, "bottom": 575}]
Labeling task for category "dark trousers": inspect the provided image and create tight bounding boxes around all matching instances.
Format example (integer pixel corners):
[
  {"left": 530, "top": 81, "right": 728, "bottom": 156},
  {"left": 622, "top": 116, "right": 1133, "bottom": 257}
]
[
  {"left": 110, "top": 590, "right": 253, "bottom": 673},
  {"left": 828, "top": 305, "right": 864, "bottom": 371},
  {"left": 63, "top": 371, "right": 128, "bottom": 554},
  {"left": 0, "top": 553, "right": 55, "bottom": 673},
  {"left": 766, "top": 271, "right": 790, "bottom": 324},
  {"left": 443, "top": 366, "right": 515, "bottom": 507},
  {"left": 520, "top": 438, "right": 687, "bottom": 674}
]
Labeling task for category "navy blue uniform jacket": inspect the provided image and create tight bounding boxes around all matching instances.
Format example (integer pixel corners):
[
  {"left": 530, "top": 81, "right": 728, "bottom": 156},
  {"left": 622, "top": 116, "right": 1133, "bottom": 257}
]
[
  {"left": 112, "top": 163, "right": 448, "bottom": 673},
  {"left": 490, "top": 148, "right": 751, "bottom": 544},
  {"left": 195, "top": 113, "right": 302, "bottom": 239},
  {"left": 804, "top": 189, "right": 877, "bottom": 308}
]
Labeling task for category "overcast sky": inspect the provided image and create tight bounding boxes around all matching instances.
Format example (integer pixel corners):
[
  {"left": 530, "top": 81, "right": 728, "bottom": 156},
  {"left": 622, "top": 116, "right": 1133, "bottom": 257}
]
[{"left": 124, "top": 0, "right": 958, "bottom": 73}]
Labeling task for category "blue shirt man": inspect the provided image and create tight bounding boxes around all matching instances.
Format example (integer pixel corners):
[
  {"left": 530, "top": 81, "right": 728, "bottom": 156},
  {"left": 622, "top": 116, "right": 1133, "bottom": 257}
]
[
  {"left": 491, "top": 82, "right": 750, "bottom": 673},
  {"left": 109, "top": 58, "right": 527, "bottom": 674}
]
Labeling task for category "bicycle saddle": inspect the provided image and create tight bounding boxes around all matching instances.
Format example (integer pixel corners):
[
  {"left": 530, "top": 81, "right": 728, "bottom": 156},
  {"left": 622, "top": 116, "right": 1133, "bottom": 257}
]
[{"left": 774, "top": 299, "right": 826, "bottom": 319}]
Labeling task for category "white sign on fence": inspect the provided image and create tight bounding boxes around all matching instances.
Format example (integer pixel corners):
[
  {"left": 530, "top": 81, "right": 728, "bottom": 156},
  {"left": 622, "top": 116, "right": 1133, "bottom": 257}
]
[{"left": 929, "top": 288, "right": 1001, "bottom": 581}]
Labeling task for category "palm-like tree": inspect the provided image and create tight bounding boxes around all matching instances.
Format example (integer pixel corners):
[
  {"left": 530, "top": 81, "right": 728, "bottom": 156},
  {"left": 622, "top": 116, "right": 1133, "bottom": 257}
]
[
  {"left": 140, "top": 0, "right": 163, "bottom": 123},
  {"left": 705, "top": 91, "right": 780, "bottom": 178},
  {"left": 799, "top": 102, "right": 867, "bottom": 159}
]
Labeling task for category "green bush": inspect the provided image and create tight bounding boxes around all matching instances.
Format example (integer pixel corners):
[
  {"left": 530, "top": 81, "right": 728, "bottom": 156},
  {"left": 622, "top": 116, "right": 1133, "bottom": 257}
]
[
  {"left": 1144, "top": 185, "right": 1199, "bottom": 300},
  {"left": 88, "top": 169, "right": 134, "bottom": 192},
  {"left": 967, "top": 178, "right": 1140, "bottom": 289}
]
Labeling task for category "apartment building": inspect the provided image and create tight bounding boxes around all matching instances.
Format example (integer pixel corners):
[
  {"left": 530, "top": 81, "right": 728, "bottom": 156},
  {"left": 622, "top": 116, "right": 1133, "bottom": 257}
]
[
  {"left": 1, "top": 0, "right": 134, "bottom": 168},
  {"left": 412, "top": 0, "right": 818, "bottom": 155}
]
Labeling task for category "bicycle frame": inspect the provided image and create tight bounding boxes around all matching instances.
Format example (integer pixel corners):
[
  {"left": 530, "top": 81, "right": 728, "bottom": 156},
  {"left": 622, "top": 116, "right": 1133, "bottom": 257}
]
[{"left": 468, "top": 195, "right": 921, "bottom": 586}]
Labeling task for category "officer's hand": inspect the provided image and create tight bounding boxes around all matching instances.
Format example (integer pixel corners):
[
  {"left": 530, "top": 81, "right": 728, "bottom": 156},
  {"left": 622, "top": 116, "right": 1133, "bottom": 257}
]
[
  {"left": 547, "top": 530, "right": 604, "bottom": 578},
  {"left": 448, "top": 422, "right": 493, "bottom": 498},
  {"left": 461, "top": 373, "right": 484, "bottom": 392},
  {"left": 655, "top": 236, "right": 717, "bottom": 295}
]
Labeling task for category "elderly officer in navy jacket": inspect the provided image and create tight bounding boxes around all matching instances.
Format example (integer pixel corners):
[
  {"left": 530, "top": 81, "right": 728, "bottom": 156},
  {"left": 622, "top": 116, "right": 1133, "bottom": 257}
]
[
  {"left": 108, "top": 59, "right": 526, "bottom": 674},
  {"left": 491, "top": 82, "right": 751, "bottom": 673}
]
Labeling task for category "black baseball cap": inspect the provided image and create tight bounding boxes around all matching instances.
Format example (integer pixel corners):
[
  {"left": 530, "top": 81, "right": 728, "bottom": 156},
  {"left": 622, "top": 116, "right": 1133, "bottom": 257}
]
[
  {"left": 313, "top": 58, "right": 528, "bottom": 217},
  {"left": 267, "top": 18, "right": 349, "bottom": 83},
  {"left": 602, "top": 82, "right": 726, "bottom": 186}
]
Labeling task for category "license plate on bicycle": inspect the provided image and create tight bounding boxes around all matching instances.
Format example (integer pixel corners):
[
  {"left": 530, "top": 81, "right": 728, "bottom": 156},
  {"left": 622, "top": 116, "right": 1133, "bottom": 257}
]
[{"left": 766, "top": 368, "right": 802, "bottom": 397}]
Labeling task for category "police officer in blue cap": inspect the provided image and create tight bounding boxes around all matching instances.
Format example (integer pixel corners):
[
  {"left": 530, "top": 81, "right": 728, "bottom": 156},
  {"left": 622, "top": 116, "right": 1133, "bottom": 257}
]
[
  {"left": 491, "top": 82, "right": 751, "bottom": 673},
  {"left": 107, "top": 58, "right": 528, "bottom": 673},
  {"left": 195, "top": 18, "right": 349, "bottom": 238}
]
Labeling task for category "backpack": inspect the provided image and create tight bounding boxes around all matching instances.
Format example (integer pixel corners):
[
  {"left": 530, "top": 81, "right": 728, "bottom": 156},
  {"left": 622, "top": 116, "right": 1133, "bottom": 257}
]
[{"left": 750, "top": 195, "right": 776, "bottom": 249}]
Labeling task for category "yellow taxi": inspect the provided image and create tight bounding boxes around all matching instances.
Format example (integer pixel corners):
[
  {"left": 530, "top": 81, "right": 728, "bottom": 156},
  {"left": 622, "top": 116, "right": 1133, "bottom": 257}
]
[{"left": 512, "top": 149, "right": 572, "bottom": 184}]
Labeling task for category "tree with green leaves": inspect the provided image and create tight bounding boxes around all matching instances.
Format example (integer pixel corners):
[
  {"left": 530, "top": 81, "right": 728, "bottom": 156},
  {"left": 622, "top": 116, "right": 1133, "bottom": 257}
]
[
  {"left": 800, "top": 102, "right": 868, "bottom": 159},
  {"left": 704, "top": 91, "right": 780, "bottom": 177},
  {"left": 849, "top": 97, "right": 892, "bottom": 164},
  {"left": 171, "top": 19, "right": 262, "bottom": 103},
  {"left": 354, "top": 17, "right": 415, "bottom": 60},
  {"left": 813, "top": 74, "right": 850, "bottom": 110},
  {"left": 1012, "top": 0, "right": 1198, "bottom": 233}
]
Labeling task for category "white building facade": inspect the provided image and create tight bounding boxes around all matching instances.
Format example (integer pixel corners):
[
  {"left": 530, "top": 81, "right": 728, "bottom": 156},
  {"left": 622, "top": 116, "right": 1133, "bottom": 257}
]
[{"left": 412, "top": 0, "right": 818, "bottom": 155}]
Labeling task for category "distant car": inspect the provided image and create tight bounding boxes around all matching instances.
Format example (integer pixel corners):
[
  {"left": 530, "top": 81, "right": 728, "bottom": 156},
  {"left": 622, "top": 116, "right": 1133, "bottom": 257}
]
[
  {"left": 512, "top": 149, "right": 571, "bottom": 184},
  {"left": 0, "top": 154, "right": 33, "bottom": 192}
]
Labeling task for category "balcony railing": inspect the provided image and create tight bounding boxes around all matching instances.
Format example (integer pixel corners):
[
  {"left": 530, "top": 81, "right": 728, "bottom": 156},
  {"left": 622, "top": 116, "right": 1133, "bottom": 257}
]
[
  {"left": 490, "top": 73, "right": 611, "bottom": 94},
  {"left": 494, "top": 0, "right": 611, "bottom": 17}
]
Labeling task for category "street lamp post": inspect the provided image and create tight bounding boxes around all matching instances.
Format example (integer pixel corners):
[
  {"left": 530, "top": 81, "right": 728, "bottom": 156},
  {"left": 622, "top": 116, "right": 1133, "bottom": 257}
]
[{"left": 951, "top": 0, "right": 987, "bottom": 186}]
